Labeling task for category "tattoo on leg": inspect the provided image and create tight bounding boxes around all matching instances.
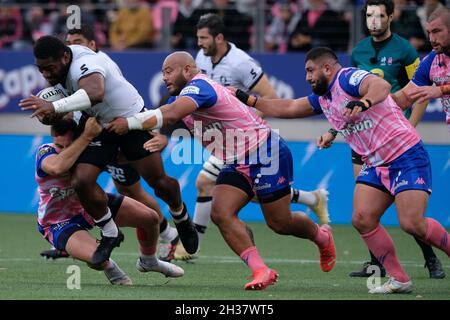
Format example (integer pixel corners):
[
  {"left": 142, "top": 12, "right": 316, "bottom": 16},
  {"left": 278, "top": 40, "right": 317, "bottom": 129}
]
[{"left": 245, "top": 224, "right": 255, "bottom": 245}]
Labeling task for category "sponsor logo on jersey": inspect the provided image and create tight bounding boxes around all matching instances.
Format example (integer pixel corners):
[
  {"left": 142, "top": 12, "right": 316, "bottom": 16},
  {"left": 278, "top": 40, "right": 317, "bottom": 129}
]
[
  {"left": 88, "top": 141, "right": 102, "bottom": 147},
  {"left": 349, "top": 70, "right": 369, "bottom": 86},
  {"left": 180, "top": 85, "right": 200, "bottom": 96},
  {"left": 38, "top": 146, "right": 54, "bottom": 158},
  {"left": 340, "top": 119, "right": 374, "bottom": 137}
]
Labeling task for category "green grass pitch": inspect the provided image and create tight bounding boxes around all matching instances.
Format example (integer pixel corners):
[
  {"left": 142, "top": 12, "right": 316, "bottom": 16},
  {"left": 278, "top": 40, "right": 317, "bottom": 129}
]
[{"left": 0, "top": 214, "right": 448, "bottom": 300}]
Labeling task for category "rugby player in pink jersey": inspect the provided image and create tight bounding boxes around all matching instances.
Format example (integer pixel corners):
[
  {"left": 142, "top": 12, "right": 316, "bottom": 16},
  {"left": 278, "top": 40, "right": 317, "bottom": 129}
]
[
  {"left": 233, "top": 47, "right": 450, "bottom": 294},
  {"left": 106, "top": 51, "right": 336, "bottom": 291},
  {"left": 36, "top": 117, "right": 184, "bottom": 284}
]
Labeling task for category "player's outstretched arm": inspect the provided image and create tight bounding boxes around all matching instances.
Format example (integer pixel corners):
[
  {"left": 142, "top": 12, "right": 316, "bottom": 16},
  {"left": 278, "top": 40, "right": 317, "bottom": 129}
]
[
  {"left": 41, "top": 118, "right": 102, "bottom": 176},
  {"left": 106, "top": 96, "right": 197, "bottom": 135},
  {"left": 233, "top": 88, "right": 315, "bottom": 118}
]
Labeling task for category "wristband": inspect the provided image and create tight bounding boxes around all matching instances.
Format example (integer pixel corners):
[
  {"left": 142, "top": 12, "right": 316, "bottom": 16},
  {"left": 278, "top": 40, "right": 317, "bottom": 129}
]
[
  {"left": 328, "top": 128, "right": 338, "bottom": 137},
  {"left": 440, "top": 84, "right": 450, "bottom": 95},
  {"left": 235, "top": 89, "right": 257, "bottom": 107},
  {"left": 52, "top": 89, "right": 91, "bottom": 113},
  {"left": 127, "top": 109, "right": 163, "bottom": 130}
]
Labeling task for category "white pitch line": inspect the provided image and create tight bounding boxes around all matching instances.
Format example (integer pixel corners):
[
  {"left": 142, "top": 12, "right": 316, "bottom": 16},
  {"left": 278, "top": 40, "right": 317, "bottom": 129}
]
[
  {"left": 1, "top": 254, "right": 449, "bottom": 269},
  {"left": 2, "top": 254, "right": 448, "bottom": 269}
]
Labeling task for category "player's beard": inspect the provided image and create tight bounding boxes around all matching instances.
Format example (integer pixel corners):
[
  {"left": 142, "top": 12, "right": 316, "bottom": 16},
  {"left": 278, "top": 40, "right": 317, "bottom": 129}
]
[
  {"left": 311, "top": 74, "right": 329, "bottom": 96},
  {"left": 203, "top": 41, "right": 217, "bottom": 57},
  {"left": 169, "top": 73, "right": 188, "bottom": 96}
]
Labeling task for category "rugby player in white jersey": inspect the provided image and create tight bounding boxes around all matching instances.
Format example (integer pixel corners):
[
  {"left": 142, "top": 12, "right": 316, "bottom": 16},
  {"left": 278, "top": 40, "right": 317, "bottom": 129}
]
[{"left": 20, "top": 36, "right": 198, "bottom": 266}]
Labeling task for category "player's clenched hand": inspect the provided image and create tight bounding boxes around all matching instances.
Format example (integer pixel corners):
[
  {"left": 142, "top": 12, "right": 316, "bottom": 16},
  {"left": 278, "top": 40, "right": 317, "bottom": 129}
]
[
  {"left": 105, "top": 117, "right": 129, "bottom": 135},
  {"left": 143, "top": 132, "right": 168, "bottom": 152},
  {"left": 409, "top": 86, "right": 442, "bottom": 104},
  {"left": 19, "top": 95, "right": 55, "bottom": 118},
  {"left": 82, "top": 117, "right": 102, "bottom": 140},
  {"left": 316, "top": 132, "right": 335, "bottom": 150}
]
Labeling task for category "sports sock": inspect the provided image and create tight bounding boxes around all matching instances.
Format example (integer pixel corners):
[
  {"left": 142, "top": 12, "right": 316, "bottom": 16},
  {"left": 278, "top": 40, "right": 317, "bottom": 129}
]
[
  {"left": 94, "top": 208, "right": 118, "bottom": 237},
  {"left": 140, "top": 254, "right": 158, "bottom": 266},
  {"left": 193, "top": 196, "right": 212, "bottom": 246},
  {"left": 159, "top": 217, "right": 179, "bottom": 242},
  {"left": 361, "top": 224, "right": 410, "bottom": 283},
  {"left": 413, "top": 235, "right": 437, "bottom": 261},
  {"left": 290, "top": 188, "right": 316, "bottom": 206},
  {"left": 424, "top": 218, "right": 450, "bottom": 257},
  {"left": 169, "top": 204, "right": 189, "bottom": 223},
  {"left": 312, "top": 224, "right": 330, "bottom": 248},
  {"left": 136, "top": 228, "right": 157, "bottom": 256},
  {"left": 240, "top": 246, "right": 267, "bottom": 273}
]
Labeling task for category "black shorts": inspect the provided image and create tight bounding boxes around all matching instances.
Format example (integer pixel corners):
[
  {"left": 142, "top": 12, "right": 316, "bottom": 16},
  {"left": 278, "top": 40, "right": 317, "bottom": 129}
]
[
  {"left": 351, "top": 149, "right": 364, "bottom": 165},
  {"left": 76, "top": 117, "right": 154, "bottom": 169},
  {"left": 105, "top": 162, "right": 141, "bottom": 186}
]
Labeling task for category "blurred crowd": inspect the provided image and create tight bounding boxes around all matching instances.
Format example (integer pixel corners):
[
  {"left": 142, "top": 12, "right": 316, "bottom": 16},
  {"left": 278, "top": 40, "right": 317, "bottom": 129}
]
[{"left": 0, "top": 0, "right": 447, "bottom": 52}]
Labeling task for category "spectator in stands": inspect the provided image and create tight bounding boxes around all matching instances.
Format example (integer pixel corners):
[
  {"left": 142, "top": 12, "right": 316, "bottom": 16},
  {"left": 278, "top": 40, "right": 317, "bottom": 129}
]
[
  {"left": 200, "top": 0, "right": 253, "bottom": 51},
  {"left": 0, "top": 6, "right": 24, "bottom": 49},
  {"left": 392, "top": 0, "right": 428, "bottom": 51},
  {"left": 109, "top": 0, "right": 155, "bottom": 50},
  {"left": 152, "top": 0, "right": 179, "bottom": 46},
  {"left": 288, "top": 0, "right": 349, "bottom": 52},
  {"left": 265, "top": 0, "right": 302, "bottom": 53},
  {"left": 171, "top": 0, "right": 204, "bottom": 49}
]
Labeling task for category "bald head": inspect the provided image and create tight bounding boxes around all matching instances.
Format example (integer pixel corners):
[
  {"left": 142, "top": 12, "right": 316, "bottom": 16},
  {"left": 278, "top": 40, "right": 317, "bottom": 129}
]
[
  {"left": 164, "top": 51, "right": 196, "bottom": 69},
  {"left": 162, "top": 51, "right": 200, "bottom": 95}
]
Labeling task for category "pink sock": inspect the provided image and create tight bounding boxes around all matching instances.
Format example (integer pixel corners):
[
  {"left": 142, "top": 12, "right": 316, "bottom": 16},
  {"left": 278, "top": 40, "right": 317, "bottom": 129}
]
[
  {"left": 240, "top": 246, "right": 267, "bottom": 272},
  {"left": 361, "top": 224, "right": 410, "bottom": 283},
  {"left": 313, "top": 224, "right": 330, "bottom": 249},
  {"left": 424, "top": 218, "right": 450, "bottom": 257},
  {"left": 136, "top": 228, "right": 156, "bottom": 256}
]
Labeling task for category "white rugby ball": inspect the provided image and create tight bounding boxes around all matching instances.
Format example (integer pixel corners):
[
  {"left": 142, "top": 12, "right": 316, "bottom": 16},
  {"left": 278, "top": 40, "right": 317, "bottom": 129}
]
[{"left": 36, "top": 86, "right": 67, "bottom": 125}]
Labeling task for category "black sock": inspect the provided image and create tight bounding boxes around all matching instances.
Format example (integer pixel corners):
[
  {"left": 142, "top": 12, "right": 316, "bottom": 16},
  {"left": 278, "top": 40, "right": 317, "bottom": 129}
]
[{"left": 414, "top": 235, "right": 436, "bottom": 261}]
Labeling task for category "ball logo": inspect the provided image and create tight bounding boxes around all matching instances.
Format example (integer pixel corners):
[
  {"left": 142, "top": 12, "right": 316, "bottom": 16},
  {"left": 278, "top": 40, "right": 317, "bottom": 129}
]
[{"left": 37, "top": 86, "right": 67, "bottom": 102}]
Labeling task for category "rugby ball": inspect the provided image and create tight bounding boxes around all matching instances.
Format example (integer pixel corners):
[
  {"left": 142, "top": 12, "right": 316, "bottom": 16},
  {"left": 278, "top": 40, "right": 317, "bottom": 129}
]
[{"left": 36, "top": 86, "right": 67, "bottom": 125}]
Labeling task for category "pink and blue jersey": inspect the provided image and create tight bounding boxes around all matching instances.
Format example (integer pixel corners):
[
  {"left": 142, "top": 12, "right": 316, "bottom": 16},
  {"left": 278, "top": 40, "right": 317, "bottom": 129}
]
[
  {"left": 173, "top": 73, "right": 271, "bottom": 163},
  {"left": 411, "top": 50, "right": 450, "bottom": 130},
  {"left": 308, "top": 67, "right": 420, "bottom": 166},
  {"left": 35, "top": 144, "right": 94, "bottom": 243},
  {"left": 169, "top": 73, "right": 293, "bottom": 200}
]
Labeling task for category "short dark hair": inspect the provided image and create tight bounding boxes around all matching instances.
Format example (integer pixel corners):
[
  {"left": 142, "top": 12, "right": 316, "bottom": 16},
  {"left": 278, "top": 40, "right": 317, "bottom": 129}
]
[
  {"left": 364, "top": 0, "right": 394, "bottom": 16},
  {"left": 34, "top": 35, "right": 69, "bottom": 60},
  {"left": 67, "top": 25, "right": 97, "bottom": 42},
  {"left": 305, "top": 47, "right": 338, "bottom": 64},
  {"left": 428, "top": 7, "right": 450, "bottom": 30},
  {"left": 50, "top": 118, "right": 78, "bottom": 138},
  {"left": 196, "top": 13, "right": 226, "bottom": 37}
]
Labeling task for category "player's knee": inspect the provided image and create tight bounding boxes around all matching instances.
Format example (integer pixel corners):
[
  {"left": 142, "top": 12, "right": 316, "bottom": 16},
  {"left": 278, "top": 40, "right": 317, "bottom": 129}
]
[
  {"left": 195, "top": 173, "right": 215, "bottom": 195},
  {"left": 351, "top": 210, "right": 372, "bottom": 233},
  {"left": 399, "top": 218, "right": 426, "bottom": 238},
  {"left": 210, "top": 205, "right": 227, "bottom": 226}
]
